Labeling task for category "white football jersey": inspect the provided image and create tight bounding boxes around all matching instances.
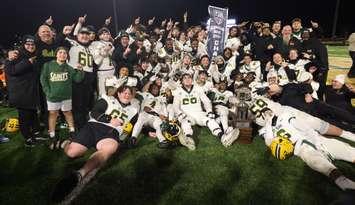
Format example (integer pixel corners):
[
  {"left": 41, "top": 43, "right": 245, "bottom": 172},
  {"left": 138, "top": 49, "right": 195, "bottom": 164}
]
[
  {"left": 210, "top": 88, "right": 234, "bottom": 106},
  {"left": 89, "top": 40, "right": 114, "bottom": 71},
  {"left": 173, "top": 85, "right": 212, "bottom": 114},
  {"left": 140, "top": 92, "right": 167, "bottom": 115},
  {"left": 239, "top": 61, "right": 262, "bottom": 82},
  {"left": 67, "top": 39, "right": 94, "bottom": 72},
  {"left": 89, "top": 94, "right": 138, "bottom": 132}
]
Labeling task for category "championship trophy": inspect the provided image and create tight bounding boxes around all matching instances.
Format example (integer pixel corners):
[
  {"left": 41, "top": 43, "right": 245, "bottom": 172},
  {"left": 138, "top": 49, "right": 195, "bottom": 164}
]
[{"left": 234, "top": 86, "right": 253, "bottom": 144}]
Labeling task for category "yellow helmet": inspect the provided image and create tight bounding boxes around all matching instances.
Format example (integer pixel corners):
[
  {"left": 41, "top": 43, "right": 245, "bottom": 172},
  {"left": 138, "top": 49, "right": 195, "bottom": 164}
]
[
  {"left": 123, "top": 122, "right": 133, "bottom": 135},
  {"left": 269, "top": 137, "right": 294, "bottom": 160},
  {"left": 161, "top": 121, "right": 180, "bottom": 142},
  {"left": 3, "top": 118, "right": 19, "bottom": 133}
]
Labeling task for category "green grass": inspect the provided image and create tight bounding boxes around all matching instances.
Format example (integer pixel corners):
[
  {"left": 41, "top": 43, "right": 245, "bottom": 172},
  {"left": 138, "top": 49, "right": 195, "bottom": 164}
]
[
  {"left": 1, "top": 45, "right": 355, "bottom": 205},
  {"left": 326, "top": 45, "right": 349, "bottom": 58}
]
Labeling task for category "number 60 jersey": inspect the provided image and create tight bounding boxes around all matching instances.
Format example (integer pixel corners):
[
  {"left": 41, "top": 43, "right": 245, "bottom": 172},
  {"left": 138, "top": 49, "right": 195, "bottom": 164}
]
[{"left": 67, "top": 38, "right": 94, "bottom": 72}]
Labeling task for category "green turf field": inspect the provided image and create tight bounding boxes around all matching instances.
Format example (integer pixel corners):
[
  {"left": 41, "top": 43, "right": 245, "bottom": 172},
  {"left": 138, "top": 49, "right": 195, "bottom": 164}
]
[{"left": 0, "top": 46, "right": 354, "bottom": 205}]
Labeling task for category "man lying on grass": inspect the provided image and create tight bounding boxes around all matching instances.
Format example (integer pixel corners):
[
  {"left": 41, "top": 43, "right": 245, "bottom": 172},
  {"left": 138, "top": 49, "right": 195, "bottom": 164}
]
[{"left": 51, "top": 85, "right": 138, "bottom": 202}]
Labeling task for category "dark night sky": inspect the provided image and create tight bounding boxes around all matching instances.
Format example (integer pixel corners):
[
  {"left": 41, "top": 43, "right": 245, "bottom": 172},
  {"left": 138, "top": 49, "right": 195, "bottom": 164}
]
[{"left": 0, "top": 0, "right": 353, "bottom": 47}]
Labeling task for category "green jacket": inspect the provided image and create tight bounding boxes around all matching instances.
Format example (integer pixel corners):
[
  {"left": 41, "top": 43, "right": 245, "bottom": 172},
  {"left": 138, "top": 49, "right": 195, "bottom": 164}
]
[{"left": 40, "top": 60, "right": 84, "bottom": 102}]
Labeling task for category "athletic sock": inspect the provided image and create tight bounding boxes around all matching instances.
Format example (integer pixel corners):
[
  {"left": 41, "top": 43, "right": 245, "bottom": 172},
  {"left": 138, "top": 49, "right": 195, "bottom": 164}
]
[
  {"left": 335, "top": 176, "right": 355, "bottom": 190},
  {"left": 49, "top": 131, "right": 55, "bottom": 138},
  {"left": 340, "top": 131, "right": 355, "bottom": 142}
]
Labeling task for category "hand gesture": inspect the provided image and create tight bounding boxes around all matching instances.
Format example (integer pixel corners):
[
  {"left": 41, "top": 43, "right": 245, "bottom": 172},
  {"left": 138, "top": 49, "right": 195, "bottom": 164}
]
[
  {"left": 265, "top": 61, "right": 272, "bottom": 71},
  {"left": 45, "top": 16, "right": 54, "bottom": 26},
  {"left": 78, "top": 14, "right": 87, "bottom": 24},
  {"left": 124, "top": 47, "right": 131, "bottom": 57},
  {"left": 161, "top": 19, "right": 167, "bottom": 27},
  {"left": 310, "top": 20, "right": 319, "bottom": 28},
  {"left": 345, "top": 84, "right": 355, "bottom": 93},
  {"left": 28, "top": 56, "right": 37, "bottom": 64},
  {"left": 63, "top": 24, "right": 75, "bottom": 35},
  {"left": 8, "top": 50, "right": 19, "bottom": 61},
  {"left": 167, "top": 18, "right": 173, "bottom": 28},
  {"left": 105, "top": 16, "right": 112, "bottom": 25},
  {"left": 148, "top": 17, "right": 155, "bottom": 26},
  {"left": 134, "top": 17, "right": 140, "bottom": 25},
  {"left": 183, "top": 11, "right": 188, "bottom": 22}
]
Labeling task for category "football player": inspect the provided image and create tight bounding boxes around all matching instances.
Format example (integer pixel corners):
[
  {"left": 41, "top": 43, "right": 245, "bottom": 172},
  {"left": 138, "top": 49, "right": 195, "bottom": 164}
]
[
  {"left": 52, "top": 85, "right": 138, "bottom": 202},
  {"left": 208, "top": 77, "right": 237, "bottom": 133},
  {"left": 258, "top": 108, "right": 355, "bottom": 191},
  {"left": 250, "top": 96, "right": 355, "bottom": 143},
  {"left": 90, "top": 27, "right": 115, "bottom": 96},
  {"left": 173, "top": 73, "right": 239, "bottom": 147},
  {"left": 67, "top": 27, "right": 96, "bottom": 129}
]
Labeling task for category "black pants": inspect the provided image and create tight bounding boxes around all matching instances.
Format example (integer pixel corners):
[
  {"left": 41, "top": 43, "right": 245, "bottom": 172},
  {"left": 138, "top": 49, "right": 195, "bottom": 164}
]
[
  {"left": 311, "top": 101, "right": 355, "bottom": 132},
  {"left": 72, "top": 71, "right": 96, "bottom": 130},
  {"left": 349, "top": 51, "right": 355, "bottom": 75},
  {"left": 17, "top": 108, "right": 40, "bottom": 139}
]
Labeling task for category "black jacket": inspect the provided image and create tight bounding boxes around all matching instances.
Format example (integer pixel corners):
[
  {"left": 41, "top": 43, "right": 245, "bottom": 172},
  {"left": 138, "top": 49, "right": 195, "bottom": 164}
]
[
  {"left": 112, "top": 42, "right": 139, "bottom": 74},
  {"left": 325, "top": 85, "right": 355, "bottom": 114},
  {"left": 4, "top": 49, "right": 40, "bottom": 109}
]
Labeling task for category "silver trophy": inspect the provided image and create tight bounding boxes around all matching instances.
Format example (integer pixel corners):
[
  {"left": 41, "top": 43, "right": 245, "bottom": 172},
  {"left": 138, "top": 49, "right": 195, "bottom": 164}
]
[{"left": 235, "top": 86, "right": 253, "bottom": 143}]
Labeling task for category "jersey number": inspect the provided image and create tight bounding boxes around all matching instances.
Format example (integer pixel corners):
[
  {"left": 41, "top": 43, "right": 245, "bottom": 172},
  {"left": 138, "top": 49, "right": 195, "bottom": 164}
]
[
  {"left": 110, "top": 109, "right": 128, "bottom": 122},
  {"left": 78, "top": 51, "right": 93, "bottom": 67},
  {"left": 182, "top": 97, "right": 197, "bottom": 105},
  {"left": 250, "top": 99, "right": 268, "bottom": 117}
]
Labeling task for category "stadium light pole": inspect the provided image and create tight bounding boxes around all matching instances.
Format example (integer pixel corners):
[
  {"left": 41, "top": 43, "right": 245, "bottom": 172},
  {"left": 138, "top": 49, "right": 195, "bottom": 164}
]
[
  {"left": 331, "top": 0, "right": 340, "bottom": 38},
  {"left": 112, "top": 0, "right": 119, "bottom": 36}
]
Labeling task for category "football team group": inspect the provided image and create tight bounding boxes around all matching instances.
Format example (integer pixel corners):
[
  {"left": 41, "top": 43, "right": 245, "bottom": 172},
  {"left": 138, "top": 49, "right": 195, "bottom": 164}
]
[{"left": 0, "top": 12, "right": 355, "bottom": 202}]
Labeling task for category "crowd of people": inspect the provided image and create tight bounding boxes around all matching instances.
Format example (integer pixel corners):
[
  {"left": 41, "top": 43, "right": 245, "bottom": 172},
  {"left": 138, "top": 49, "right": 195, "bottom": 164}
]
[{"left": 0, "top": 12, "right": 355, "bottom": 201}]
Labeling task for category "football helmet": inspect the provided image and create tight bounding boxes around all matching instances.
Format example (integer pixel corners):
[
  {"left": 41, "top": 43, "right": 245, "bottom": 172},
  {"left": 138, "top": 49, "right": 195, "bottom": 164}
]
[
  {"left": 269, "top": 137, "right": 294, "bottom": 160},
  {"left": 160, "top": 121, "right": 180, "bottom": 142},
  {"left": 1, "top": 118, "right": 19, "bottom": 133}
]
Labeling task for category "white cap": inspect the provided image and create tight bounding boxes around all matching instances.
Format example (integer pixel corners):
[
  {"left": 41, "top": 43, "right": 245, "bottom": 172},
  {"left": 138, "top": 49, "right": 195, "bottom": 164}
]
[
  {"left": 334, "top": 74, "right": 345, "bottom": 84},
  {"left": 297, "top": 71, "right": 313, "bottom": 82}
]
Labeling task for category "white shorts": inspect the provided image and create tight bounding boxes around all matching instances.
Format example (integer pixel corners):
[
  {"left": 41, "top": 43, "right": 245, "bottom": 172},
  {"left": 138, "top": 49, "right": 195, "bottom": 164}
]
[{"left": 47, "top": 99, "right": 72, "bottom": 112}]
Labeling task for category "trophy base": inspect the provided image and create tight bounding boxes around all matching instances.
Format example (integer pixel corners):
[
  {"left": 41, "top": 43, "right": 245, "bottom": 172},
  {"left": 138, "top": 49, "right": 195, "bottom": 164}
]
[{"left": 237, "top": 127, "right": 253, "bottom": 144}]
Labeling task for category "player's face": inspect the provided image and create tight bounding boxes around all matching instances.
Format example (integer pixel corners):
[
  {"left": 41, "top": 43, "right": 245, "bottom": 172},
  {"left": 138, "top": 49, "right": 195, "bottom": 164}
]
[
  {"left": 118, "top": 88, "right": 133, "bottom": 104},
  {"left": 100, "top": 32, "right": 111, "bottom": 41},
  {"left": 56, "top": 49, "right": 68, "bottom": 62},
  {"left": 24, "top": 42, "right": 36, "bottom": 53},
  {"left": 179, "top": 32, "right": 186, "bottom": 41},
  {"left": 273, "top": 54, "right": 283, "bottom": 65},
  {"left": 268, "top": 76, "right": 278, "bottom": 85},
  {"left": 191, "top": 40, "right": 199, "bottom": 50},
  {"left": 219, "top": 82, "right": 227, "bottom": 91},
  {"left": 243, "top": 56, "right": 252, "bottom": 65},
  {"left": 331, "top": 80, "right": 343, "bottom": 90},
  {"left": 272, "top": 23, "right": 281, "bottom": 33},
  {"left": 292, "top": 21, "right": 302, "bottom": 31},
  {"left": 89, "top": 33, "right": 96, "bottom": 41},
  {"left": 38, "top": 25, "right": 53, "bottom": 43},
  {"left": 198, "top": 73, "right": 207, "bottom": 82},
  {"left": 119, "top": 67, "right": 129, "bottom": 78},
  {"left": 121, "top": 37, "right": 129, "bottom": 47},
  {"left": 200, "top": 57, "right": 209, "bottom": 67},
  {"left": 78, "top": 33, "right": 90, "bottom": 44},
  {"left": 166, "top": 40, "right": 173, "bottom": 50},
  {"left": 182, "top": 75, "right": 193, "bottom": 87},
  {"left": 150, "top": 85, "right": 160, "bottom": 96},
  {"left": 229, "top": 28, "right": 238, "bottom": 37},
  {"left": 183, "top": 55, "right": 191, "bottom": 65},
  {"left": 281, "top": 26, "right": 292, "bottom": 36},
  {"left": 289, "top": 50, "right": 298, "bottom": 60}
]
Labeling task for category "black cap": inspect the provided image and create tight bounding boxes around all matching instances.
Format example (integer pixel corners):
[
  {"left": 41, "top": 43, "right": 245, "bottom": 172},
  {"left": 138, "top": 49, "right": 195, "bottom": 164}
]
[
  {"left": 86, "top": 25, "right": 96, "bottom": 33},
  {"left": 78, "top": 27, "right": 91, "bottom": 34},
  {"left": 120, "top": 31, "right": 129, "bottom": 38},
  {"left": 98, "top": 27, "right": 110, "bottom": 36},
  {"left": 22, "top": 35, "right": 35, "bottom": 44}
]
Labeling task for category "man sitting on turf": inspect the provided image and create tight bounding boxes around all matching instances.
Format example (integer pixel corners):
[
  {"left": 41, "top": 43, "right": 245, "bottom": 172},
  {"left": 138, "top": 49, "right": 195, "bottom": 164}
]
[{"left": 52, "top": 85, "right": 138, "bottom": 202}]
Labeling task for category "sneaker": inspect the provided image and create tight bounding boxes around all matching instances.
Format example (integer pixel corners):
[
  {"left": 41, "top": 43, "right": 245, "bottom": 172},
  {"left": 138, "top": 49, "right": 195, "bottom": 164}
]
[
  {"left": 49, "top": 136, "right": 60, "bottom": 150},
  {"left": 34, "top": 132, "right": 49, "bottom": 141},
  {"left": 157, "top": 140, "right": 172, "bottom": 149},
  {"left": 0, "top": 135, "right": 10, "bottom": 143},
  {"left": 221, "top": 128, "right": 240, "bottom": 147},
  {"left": 178, "top": 134, "right": 196, "bottom": 150},
  {"left": 25, "top": 138, "right": 36, "bottom": 147},
  {"left": 51, "top": 171, "right": 83, "bottom": 203}
]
